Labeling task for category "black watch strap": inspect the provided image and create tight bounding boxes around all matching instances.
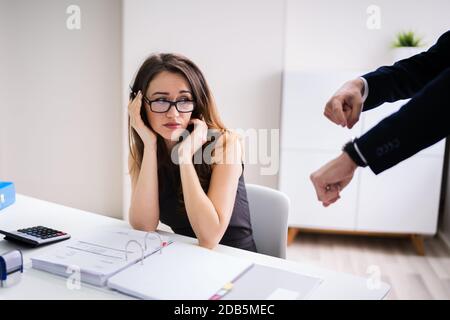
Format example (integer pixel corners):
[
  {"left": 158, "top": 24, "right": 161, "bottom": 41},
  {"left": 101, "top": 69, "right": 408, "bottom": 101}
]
[{"left": 343, "top": 139, "right": 368, "bottom": 167}]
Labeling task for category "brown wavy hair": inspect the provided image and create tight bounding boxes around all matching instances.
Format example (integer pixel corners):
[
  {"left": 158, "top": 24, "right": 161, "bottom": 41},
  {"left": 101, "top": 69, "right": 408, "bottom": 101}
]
[{"left": 128, "top": 53, "right": 228, "bottom": 213}]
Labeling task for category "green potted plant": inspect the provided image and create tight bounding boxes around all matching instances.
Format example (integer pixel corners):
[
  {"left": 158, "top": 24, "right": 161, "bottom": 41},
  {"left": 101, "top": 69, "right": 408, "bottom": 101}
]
[{"left": 391, "top": 30, "right": 424, "bottom": 62}]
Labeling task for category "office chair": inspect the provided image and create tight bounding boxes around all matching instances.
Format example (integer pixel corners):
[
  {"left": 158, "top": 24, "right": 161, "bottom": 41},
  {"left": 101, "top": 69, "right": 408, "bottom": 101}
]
[{"left": 245, "top": 184, "right": 290, "bottom": 259}]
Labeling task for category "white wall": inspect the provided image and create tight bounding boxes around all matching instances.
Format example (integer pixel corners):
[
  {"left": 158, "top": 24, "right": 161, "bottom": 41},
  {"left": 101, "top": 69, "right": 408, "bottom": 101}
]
[
  {"left": 285, "top": 0, "right": 450, "bottom": 71},
  {"left": 122, "top": 0, "right": 286, "bottom": 217},
  {"left": 0, "top": 1, "right": 8, "bottom": 170},
  {"left": 0, "top": 0, "right": 123, "bottom": 218}
]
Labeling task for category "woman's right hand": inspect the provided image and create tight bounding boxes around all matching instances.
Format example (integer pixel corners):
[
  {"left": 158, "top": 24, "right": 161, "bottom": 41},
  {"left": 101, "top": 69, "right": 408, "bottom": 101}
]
[{"left": 128, "top": 91, "right": 157, "bottom": 147}]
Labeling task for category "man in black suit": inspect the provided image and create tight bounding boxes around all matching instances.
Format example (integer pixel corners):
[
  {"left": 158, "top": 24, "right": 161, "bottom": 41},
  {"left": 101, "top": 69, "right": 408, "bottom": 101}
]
[{"left": 310, "top": 30, "right": 450, "bottom": 207}]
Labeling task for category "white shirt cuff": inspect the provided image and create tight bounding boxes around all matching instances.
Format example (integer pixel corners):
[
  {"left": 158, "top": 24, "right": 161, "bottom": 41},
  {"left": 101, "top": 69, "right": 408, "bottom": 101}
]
[
  {"left": 359, "top": 76, "right": 369, "bottom": 103},
  {"left": 354, "top": 140, "right": 368, "bottom": 166}
]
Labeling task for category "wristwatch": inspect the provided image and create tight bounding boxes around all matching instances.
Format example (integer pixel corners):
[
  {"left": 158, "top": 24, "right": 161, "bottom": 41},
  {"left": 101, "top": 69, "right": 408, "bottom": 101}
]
[{"left": 343, "top": 139, "right": 368, "bottom": 167}]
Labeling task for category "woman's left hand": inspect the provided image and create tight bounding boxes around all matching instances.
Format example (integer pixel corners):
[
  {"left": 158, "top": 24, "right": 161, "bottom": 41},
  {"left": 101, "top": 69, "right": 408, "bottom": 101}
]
[{"left": 178, "top": 118, "right": 208, "bottom": 162}]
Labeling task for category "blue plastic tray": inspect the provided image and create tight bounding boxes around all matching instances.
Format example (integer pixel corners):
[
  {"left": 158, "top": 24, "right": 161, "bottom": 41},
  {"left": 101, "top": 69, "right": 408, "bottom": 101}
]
[{"left": 0, "top": 182, "right": 16, "bottom": 211}]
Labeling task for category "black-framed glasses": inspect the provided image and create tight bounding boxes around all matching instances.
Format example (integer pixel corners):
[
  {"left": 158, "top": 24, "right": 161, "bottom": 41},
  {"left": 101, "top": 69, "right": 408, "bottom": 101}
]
[
  {"left": 143, "top": 96, "right": 195, "bottom": 113},
  {"left": 129, "top": 86, "right": 195, "bottom": 113}
]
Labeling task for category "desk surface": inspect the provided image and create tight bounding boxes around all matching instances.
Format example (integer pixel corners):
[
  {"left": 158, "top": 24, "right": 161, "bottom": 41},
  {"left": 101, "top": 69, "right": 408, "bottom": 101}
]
[{"left": 0, "top": 195, "right": 390, "bottom": 299}]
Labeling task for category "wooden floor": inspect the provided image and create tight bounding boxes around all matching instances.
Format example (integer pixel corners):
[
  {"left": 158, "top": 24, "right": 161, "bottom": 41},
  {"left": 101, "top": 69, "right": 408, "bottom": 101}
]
[{"left": 286, "top": 233, "right": 450, "bottom": 299}]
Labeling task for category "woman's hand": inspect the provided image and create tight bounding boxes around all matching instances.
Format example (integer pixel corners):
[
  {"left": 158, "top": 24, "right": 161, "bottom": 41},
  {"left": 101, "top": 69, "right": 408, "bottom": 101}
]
[
  {"left": 128, "top": 91, "right": 157, "bottom": 147},
  {"left": 178, "top": 118, "right": 208, "bottom": 163}
]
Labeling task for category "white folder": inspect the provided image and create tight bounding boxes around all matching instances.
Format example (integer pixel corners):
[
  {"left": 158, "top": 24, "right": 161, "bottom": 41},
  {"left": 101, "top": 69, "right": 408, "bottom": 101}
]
[{"left": 107, "top": 241, "right": 254, "bottom": 300}]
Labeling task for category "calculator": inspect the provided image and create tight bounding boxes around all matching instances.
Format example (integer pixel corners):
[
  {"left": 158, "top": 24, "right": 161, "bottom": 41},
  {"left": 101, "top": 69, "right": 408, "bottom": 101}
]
[{"left": 0, "top": 226, "right": 71, "bottom": 247}]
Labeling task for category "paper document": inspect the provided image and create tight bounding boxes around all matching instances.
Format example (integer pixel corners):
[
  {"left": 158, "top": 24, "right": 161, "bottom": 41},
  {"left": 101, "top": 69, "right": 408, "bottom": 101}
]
[{"left": 221, "top": 264, "right": 322, "bottom": 300}]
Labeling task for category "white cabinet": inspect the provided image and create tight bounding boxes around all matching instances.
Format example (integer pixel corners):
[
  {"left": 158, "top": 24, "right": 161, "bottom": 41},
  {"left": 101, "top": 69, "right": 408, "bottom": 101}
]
[
  {"left": 279, "top": 71, "right": 445, "bottom": 243},
  {"left": 357, "top": 100, "right": 445, "bottom": 234},
  {"left": 357, "top": 154, "right": 444, "bottom": 234},
  {"left": 280, "top": 150, "right": 359, "bottom": 230},
  {"left": 280, "top": 71, "right": 363, "bottom": 150}
]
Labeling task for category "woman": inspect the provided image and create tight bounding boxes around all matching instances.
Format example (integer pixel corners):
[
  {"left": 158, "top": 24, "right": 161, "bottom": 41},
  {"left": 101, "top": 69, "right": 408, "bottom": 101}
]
[{"left": 127, "top": 53, "right": 257, "bottom": 252}]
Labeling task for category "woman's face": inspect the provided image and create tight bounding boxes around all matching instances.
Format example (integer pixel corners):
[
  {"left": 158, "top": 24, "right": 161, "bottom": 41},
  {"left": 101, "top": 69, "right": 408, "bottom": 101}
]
[{"left": 145, "top": 71, "right": 194, "bottom": 145}]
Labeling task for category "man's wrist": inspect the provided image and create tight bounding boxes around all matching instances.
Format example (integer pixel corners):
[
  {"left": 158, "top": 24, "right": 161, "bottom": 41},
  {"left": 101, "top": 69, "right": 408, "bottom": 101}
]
[
  {"left": 340, "top": 151, "right": 358, "bottom": 171},
  {"left": 358, "top": 77, "right": 369, "bottom": 103},
  {"left": 343, "top": 139, "right": 368, "bottom": 167}
]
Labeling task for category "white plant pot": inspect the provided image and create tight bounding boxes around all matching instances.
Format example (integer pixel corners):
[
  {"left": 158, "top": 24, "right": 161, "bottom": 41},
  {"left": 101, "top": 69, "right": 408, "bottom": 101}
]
[{"left": 391, "top": 47, "right": 424, "bottom": 63}]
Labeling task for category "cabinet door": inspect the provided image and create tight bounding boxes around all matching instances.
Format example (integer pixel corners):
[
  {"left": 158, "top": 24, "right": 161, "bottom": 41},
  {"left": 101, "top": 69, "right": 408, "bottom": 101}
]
[
  {"left": 356, "top": 151, "right": 444, "bottom": 234},
  {"left": 281, "top": 71, "right": 364, "bottom": 151},
  {"left": 279, "top": 149, "right": 359, "bottom": 230},
  {"left": 357, "top": 100, "right": 445, "bottom": 234}
]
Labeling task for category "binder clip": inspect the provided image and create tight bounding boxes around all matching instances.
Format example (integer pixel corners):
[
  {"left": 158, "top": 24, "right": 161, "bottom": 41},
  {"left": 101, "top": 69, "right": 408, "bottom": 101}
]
[{"left": 0, "top": 249, "right": 24, "bottom": 287}]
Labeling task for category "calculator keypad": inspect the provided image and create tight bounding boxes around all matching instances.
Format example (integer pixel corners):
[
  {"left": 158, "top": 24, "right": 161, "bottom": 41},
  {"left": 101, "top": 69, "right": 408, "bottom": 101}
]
[{"left": 18, "top": 226, "right": 66, "bottom": 239}]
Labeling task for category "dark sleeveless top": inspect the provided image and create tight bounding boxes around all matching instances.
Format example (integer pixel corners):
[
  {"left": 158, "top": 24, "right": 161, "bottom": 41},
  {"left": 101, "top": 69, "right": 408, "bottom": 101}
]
[{"left": 158, "top": 165, "right": 257, "bottom": 252}]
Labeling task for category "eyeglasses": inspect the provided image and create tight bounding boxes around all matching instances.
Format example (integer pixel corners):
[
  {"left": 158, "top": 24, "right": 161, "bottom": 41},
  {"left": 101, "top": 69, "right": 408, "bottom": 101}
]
[
  {"left": 143, "top": 96, "right": 195, "bottom": 113},
  {"left": 129, "top": 85, "right": 195, "bottom": 113}
]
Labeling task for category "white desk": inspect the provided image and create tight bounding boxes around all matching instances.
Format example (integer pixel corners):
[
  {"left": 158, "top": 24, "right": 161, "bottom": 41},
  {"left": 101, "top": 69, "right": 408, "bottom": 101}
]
[{"left": 0, "top": 195, "right": 390, "bottom": 299}]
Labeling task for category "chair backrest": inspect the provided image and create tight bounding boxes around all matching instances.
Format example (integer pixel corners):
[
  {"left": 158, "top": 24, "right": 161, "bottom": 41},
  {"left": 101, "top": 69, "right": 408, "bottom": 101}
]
[{"left": 245, "top": 184, "right": 290, "bottom": 259}]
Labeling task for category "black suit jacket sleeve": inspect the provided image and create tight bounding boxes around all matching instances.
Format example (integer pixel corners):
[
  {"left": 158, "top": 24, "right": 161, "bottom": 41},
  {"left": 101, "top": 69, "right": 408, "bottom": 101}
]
[
  {"left": 362, "top": 31, "right": 450, "bottom": 111},
  {"left": 356, "top": 68, "right": 450, "bottom": 174}
]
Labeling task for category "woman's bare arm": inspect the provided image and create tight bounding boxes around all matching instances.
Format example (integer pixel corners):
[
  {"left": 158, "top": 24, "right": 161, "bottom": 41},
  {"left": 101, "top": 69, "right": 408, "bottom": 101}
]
[
  {"left": 128, "top": 145, "right": 160, "bottom": 231},
  {"left": 179, "top": 133, "right": 242, "bottom": 249}
]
